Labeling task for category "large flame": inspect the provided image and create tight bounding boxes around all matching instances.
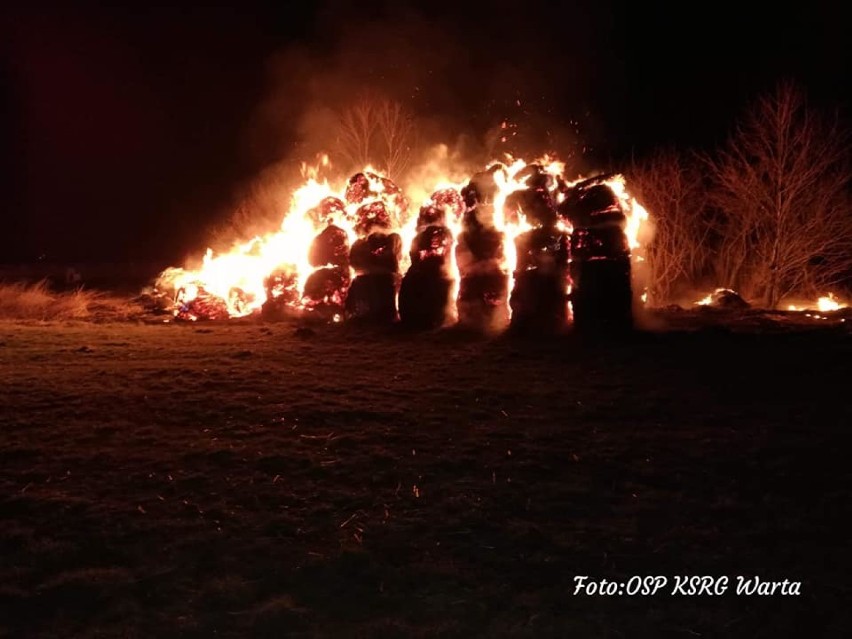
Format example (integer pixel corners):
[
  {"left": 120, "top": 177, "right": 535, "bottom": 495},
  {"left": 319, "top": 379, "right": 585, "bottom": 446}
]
[{"left": 155, "top": 153, "right": 651, "bottom": 320}]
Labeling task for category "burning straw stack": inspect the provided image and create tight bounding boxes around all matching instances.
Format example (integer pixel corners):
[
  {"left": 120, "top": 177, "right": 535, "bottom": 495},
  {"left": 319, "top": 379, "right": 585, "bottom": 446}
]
[{"left": 160, "top": 163, "right": 637, "bottom": 333}]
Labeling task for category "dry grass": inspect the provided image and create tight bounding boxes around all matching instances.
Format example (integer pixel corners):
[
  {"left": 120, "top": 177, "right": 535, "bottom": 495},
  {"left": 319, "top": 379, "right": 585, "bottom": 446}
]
[
  {"left": 0, "top": 281, "right": 147, "bottom": 322},
  {"left": 0, "top": 280, "right": 96, "bottom": 320}
]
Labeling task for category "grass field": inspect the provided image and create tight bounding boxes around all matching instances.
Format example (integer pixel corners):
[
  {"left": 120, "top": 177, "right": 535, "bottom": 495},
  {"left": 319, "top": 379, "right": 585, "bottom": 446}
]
[{"left": 1, "top": 311, "right": 850, "bottom": 637}]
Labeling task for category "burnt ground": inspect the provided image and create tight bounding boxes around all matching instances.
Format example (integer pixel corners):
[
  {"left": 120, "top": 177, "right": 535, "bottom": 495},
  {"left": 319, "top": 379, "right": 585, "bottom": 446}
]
[{"left": 1, "top": 311, "right": 850, "bottom": 637}]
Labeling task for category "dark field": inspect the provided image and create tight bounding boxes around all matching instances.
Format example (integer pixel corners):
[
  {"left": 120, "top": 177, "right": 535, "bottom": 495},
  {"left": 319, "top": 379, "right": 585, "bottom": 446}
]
[{"left": 1, "top": 314, "right": 850, "bottom": 637}]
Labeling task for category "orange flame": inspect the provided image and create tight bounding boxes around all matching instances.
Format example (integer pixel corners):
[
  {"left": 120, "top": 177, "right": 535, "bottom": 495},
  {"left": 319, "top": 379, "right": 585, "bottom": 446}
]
[
  {"left": 155, "top": 154, "right": 652, "bottom": 320},
  {"left": 787, "top": 293, "right": 848, "bottom": 313}
]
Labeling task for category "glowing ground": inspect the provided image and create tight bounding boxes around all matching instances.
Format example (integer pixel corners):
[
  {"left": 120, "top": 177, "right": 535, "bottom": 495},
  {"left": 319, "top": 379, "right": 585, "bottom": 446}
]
[{"left": 1, "top": 316, "right": 850, "bottom": 637}]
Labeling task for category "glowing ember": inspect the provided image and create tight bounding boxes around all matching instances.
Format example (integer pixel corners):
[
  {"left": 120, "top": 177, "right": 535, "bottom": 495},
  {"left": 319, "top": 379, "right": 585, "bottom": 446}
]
[{"left": 154, "top": 153, "right": 652, "bottom": 322}]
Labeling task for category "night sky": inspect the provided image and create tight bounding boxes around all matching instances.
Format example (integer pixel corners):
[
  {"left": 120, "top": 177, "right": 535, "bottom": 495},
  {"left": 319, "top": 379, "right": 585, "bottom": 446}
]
[{"left": 1, "top": 1, "right": 849, "bottom": 264}]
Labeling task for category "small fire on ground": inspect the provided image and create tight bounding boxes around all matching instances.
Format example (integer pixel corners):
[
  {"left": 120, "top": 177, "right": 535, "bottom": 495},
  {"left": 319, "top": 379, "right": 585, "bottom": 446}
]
[
  {"left": 693, "top": 289, "right": 848, "bottom": 319},
  {"left": 787, "top": 293, "right": 848, "bottom": 313}
]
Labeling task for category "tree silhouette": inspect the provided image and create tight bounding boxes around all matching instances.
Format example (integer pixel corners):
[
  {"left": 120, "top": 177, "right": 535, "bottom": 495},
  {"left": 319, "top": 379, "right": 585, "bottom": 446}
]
[
  {"left": 629, "top": 148, "right": 711, "bottom": 304},
  {"left": 334, "top": 96, "right": 417, "bottom": 180},
  {"left": 703, "top": 81, "right": 851, "bottom": 307}
]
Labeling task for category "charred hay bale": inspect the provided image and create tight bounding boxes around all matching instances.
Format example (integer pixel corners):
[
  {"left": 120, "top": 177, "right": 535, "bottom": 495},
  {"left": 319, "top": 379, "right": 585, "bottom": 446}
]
[
  {"left": 462, "top": 202, "right": 496, "bottom": 228},
  {"left": 344, "top": 172, "right": 373, "bottom": 205},
  {"left": 514, "top": 227, "right": 570, "bottom": 274},
  {"left": 346, "top": 225, "right": 402, "bottom": 323},
  {"left": 349, "top": 232, "right": 403, "bottom": 275},
  {"left": 308, "top": 224, "right": 350, "bottom": 268},
  {"left": 382, "top": 181, "right": 409, "bottom": 223},
  {"left": 461, "top": 164, "right": 504, "bottom": 208},
  {"left": 261, "top": 270, "right": 301, "bottom": 320},
  {"left": 509, "top": 228, "right": 570, "bottom": 332},
  {"left": 264, "top": 269, "right": 300, "bottom": 302},
  {"left": 353, "top": 201, "right": 392, "bottom": 236},
  {"left": 454, "top": 222, "right": 508, "bottom": 327},
  {"left": 509, "top": 226, "right": 569, "bottom": 332},
  {"left": 416, "top": 205, "right": 446, "bottom": 230},
  {"left": 398, "top": 269, "right": 453, "bottom": 329},
  {"left": 345, "top": 172, "right": 408, "bottom": 221},
  {"left": 176, "top": 290, "right": 230, "bottom": 321},
  {"left": 345, "top": 272, "right": 399, "bottom": 323},
  {"left": 456, "top": 223, "right": 505, "bottom": 271},
  {"left": 559, "top": 183, "right": 626, "bottom": 229},
  {"left": 570, "top": 257, "right": 634, "bottom": 333},
  {"left": 569, "top": 226, "right": 630, "bottom": 262},
  {"left": 456, "top": 267, "right": 509, "bottom": 328},
  {"left": 504, "top": 187, "right": 557, "bottom": 227},
  {"left": 307, "top": 196, "right": 347, "bottom": 227},
  {"left": 228, "top": 287, "right": 255, "bottom": 316},
  {"left": 567, "top": 205, "right": 634, "bottom": 332},
  {"left": 399, "top": 225, "right": 455, "bottom": 329},
  {"left": 302, "top": 267, "right": 350, "bottom": 318},
  {"left": 429, "top": 188, "right": 465, "bottom": 222},
  {"left": 515, "top": 163, "right": 556, "bottom": 191},
  {"left": 409, "top": 225, "right": 453, "bottom": 275},
  {"left": 509, "top": 269, "right": 569, "bottom": 333}
]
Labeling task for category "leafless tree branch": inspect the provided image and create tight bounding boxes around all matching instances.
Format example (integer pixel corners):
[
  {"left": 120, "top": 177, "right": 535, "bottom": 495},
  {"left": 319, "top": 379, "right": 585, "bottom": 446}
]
[
  {"left": 701, "top": 81, "right": 852, "bottom": 307},
  {"left": 334, "top": 96, "right": 417, "bottom": 181},
  {"left": 629, "top": 149, "right": 711, "bottom": 304}
]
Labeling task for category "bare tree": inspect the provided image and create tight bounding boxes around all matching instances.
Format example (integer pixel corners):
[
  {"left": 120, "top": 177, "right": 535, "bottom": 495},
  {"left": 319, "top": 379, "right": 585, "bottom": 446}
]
[
  {"left": 629, "top": 148, "right": 711, "bottom": 304},
  {"left": 334, "top": 96, "right": 417, "bottom": 180},
  {"left": 335, "top": 100, "right": 377, "bottom": 173},
  {"left": 703, "top": 81, "right": 852, "bottom": 307}
]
